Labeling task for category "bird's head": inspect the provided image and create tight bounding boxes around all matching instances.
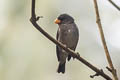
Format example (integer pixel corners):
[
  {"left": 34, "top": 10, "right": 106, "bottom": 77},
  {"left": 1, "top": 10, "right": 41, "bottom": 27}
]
[{"left": 55, "top": 14, "right": 74, "bottom": 24}]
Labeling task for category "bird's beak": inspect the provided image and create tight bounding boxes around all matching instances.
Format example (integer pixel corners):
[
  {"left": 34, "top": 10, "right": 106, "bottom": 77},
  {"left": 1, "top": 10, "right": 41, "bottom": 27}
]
[{"left": 54, "top": 19, "right": 61, "bottom": 24}]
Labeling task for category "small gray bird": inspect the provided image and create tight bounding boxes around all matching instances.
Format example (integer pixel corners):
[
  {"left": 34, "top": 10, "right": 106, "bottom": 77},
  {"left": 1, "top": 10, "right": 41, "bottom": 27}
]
[{"left": 55, "top": 14, "right": 79, "bottom": 73}]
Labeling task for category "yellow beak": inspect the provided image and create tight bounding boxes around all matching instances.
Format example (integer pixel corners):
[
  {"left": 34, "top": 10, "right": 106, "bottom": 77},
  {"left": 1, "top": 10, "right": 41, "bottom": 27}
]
[{"left": 54, "top": 19, "right": 61, "bottom": 24}]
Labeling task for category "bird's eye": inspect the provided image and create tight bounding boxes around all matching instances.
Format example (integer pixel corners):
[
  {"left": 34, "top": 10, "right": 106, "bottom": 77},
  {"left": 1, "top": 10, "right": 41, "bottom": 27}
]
[{"left": 58, "top": 16, "right": 65, "bottom": 20}]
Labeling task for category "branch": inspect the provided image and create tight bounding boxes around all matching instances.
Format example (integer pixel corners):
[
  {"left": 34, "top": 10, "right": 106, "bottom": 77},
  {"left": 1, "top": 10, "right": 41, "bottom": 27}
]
[
  {"left": 93, "top": 0, "right": 118, "bottom": 80},
  {"left": 108, "top": 0, "right": 120, "bottom": 11},
  {"left": 106, "top": 66, "right": 112, "bottom": 73},
  {"left": 30, "top": 0, "right": 112, "bottom": 80}
]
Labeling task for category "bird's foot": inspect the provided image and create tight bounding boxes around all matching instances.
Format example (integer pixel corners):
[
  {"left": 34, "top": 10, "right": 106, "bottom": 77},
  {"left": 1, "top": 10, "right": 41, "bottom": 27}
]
[
  {"left": 76, "top": 52, "right": 80, "bottom": 57},
  {"left": 72, "top": 52, "right": 80, "bottom": 60}
]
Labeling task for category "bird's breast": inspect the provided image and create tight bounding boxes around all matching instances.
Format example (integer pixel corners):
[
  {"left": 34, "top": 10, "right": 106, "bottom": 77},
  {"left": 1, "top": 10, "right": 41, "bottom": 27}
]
[{"left": 58, "top": 27, "right": 78, "bottom": 48}]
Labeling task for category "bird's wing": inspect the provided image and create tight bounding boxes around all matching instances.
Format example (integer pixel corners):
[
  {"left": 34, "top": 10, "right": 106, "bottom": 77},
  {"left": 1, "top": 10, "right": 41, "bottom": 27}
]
[{"left": 56, "top": 29, "right": 60, "bottom": 61}]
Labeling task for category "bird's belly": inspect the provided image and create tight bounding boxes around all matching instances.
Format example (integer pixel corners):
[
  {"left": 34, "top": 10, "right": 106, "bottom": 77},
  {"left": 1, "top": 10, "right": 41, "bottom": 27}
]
[
  {"left": 59, "top": 32, "right": 78, "bottom": 48},
  {"left": 65, "top": 35, "right": 77, "bottom": 47}
]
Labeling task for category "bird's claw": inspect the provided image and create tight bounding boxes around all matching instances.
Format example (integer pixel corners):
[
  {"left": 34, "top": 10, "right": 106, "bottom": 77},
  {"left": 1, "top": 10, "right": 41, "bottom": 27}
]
[{"left": 76, "top": 52, "right": 80, "bottom": 57}]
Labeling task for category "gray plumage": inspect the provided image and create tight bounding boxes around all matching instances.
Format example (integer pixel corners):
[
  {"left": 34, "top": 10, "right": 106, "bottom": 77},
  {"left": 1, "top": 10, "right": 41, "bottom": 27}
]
[{"left": 56, "top": 14, "right": 79, "bottom": 73}]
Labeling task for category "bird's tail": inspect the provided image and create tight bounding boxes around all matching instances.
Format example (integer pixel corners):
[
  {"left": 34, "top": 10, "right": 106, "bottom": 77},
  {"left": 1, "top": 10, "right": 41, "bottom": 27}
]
[{"left": 57, "top": 62, "right": 65, "bottom": 73}]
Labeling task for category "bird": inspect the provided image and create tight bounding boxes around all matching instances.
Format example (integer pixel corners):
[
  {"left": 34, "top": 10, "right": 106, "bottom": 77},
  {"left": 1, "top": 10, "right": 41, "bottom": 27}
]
[{"left": 54, "top": 14, "right": 79, "bottom": 73}]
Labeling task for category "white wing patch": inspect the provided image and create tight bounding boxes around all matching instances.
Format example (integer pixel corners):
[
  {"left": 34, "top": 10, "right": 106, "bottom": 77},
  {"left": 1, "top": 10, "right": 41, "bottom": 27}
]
[{"left": 68, "top": 29, "right": 71, "bottom": 33}]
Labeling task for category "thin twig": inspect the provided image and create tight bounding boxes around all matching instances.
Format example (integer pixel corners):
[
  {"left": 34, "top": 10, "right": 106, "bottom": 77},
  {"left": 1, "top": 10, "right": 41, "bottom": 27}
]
[
  {"left": 106, "top": 66, "right": 112, "bottom": 73},
  {"left": 90, "top": 69, "right": 103, "bottom": 78},
  {"left": 93, "top": 0, "right": 118, "bottom": 80},
  {"left": 108, "top": 0, "right": 120, "bottom": 11},
  {"left": 30, "top": 0, "right": 112, "bottom": 80}
]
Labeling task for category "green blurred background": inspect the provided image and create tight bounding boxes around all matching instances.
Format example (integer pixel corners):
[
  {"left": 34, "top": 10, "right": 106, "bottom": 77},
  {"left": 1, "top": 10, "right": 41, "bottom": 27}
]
[{"left": 0, "top": 0, "right": 120, "bottom": 80}]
